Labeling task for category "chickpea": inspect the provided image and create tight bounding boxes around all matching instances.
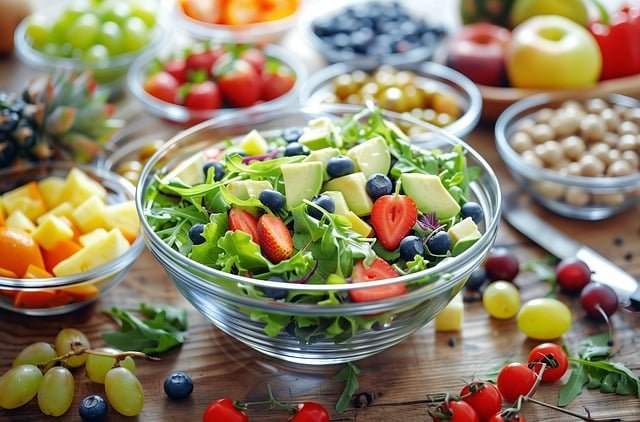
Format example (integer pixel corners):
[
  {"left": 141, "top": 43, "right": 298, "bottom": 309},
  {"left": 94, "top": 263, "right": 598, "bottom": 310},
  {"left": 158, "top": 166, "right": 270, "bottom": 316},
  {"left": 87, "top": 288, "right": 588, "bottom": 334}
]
[
  {"left": 589, "top": 142, "right": 611, "bottom": 163},
  {"left": 606, "top": 160, "right": 634, "bottom": 177},
  {"left": 618, "top": 121, "right": 639, "bottom": 135},
  {"left": 565, "top": 162, "right": 582, "bottom": 176},
  {"left": 580, "top": 114, "right": 606, "bottom": 142},
  {"left": 585, "top": 98, "right": 608, "bottom": 114},
  {"left": 561, "top": 100, "right": 584, "bottom": 111},
  {"left": 593, "top": 193, "right": 626, "bottom": 206},
  {"left": 560, "top": 135, "right": 586, "bottom": 160},
  {"left": 622, "top": 150, "right": 640, "bottom": 169},
  {"left": 521, "top": 150, "right": 543, "bottom": 167},
  {"left": 549, "top": 110, "right": 579, "bottom": 137},
  {"left": 604, "top": 149, "right": 622, "bottom": 166},
  {"left": 617, "top": 134, "right": 638, "bottom": 151},
  {"left": 564, "top": 188, "right": 591, "bottom": 207},
  {"left": 624, "top": 107, "right": 640, "bottom": 124},
  {"left": 602, "top": 132, "right": 620, "bottom": 148},
  {"left": 534, "top": 181, "right": 565, "bottom": 200},
  {"left": 531, "top": 123, "right": 554, "bottom": 144},
  {"left": 432, "top": 93, "right": 460, "bottom": 118},
  {"left": 515, "top": 118, "right": 536, "bottom": 136},
  {"left": 510, "top": 131, "right": 533, "bottom": 154},
  {"left": 601, "top": 108, "right": 621, "bottom": 132},
  {"left": 578, "top": 154, "right": 605, "bottom": 176},
  {"left": 351, "top": 70, "right": 369, "bottom": 86},
  {"left": 394, "top": 70, "right": 414, "bottom": 87},
  {"left": 535, "top": 107, "right": 555, "bottom": 124},
  {"left": 537, "top": 140, "right": 563, "bottom": 165}
]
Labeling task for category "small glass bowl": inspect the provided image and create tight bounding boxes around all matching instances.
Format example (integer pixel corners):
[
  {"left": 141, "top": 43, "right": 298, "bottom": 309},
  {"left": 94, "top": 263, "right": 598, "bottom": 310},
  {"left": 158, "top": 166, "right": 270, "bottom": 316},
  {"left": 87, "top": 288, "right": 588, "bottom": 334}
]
[
  {"left": 298, "top": 0, "right": 449, "bottom": 67},
  {"left": 0, "top": 162, "right": 145, "bottom": 316},
  {"left": 13, "top": 0, "right": 173, "bottom": 95},
  {"left": 496, "top": 94, "right": 640, "bottom": 220},
  {"left": 300, "top": 61, "right": 482, "bottom": 139},
  {"left": 175, "top": 0, "right": 301, "bottom": 43},
  {"left": 136, "top": 105, "right": 501, "bottom": 365},
  {"left": 127, "top": 44, "right": 308, "bottom": 125}
]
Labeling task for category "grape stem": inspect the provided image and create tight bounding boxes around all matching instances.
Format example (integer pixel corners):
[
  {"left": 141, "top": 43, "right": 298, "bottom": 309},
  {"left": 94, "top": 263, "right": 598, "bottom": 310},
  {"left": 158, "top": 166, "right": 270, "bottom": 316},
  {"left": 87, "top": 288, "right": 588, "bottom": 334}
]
[{"left": 39, "top": 343, "right": 160, "bottom": 369}]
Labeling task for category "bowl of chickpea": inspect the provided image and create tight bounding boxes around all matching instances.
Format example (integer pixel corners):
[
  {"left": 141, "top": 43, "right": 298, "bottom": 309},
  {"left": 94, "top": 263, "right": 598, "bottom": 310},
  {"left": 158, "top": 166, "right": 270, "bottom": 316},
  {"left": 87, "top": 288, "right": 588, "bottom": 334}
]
[{"left": 496, "top": 94, "right": 640, "bottom": 220}]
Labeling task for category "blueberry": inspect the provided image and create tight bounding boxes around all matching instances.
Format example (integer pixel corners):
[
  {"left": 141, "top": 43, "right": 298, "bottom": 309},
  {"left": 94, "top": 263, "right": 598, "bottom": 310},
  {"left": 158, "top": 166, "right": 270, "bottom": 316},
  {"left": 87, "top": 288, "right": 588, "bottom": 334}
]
[
  {"left": 399, "top": 235, "right": 424, "bottom": 261},
  {"left": 461, "top": 202, "right": 484, "bottom": 224},
  {"left": 164, "top": 371, "right": 194, "bottom": 401},
  {"left": 284, "top": 142, "right": 309, "bottom": 157},
  {"left": 0, "top": 109, "right": 19, "bottom": 133},
  {"left": 0, "top": 140, "right": 16, "bottom": 167},
  {"left": 189, "top": 223, "right": 206, "bottom": 245},
  {"left": 282, "top": 127, "right": 303, "bottom": 143},
  {"left": 326, "top": 156, "right": 355, "bottom": 178},
  {"left": 203, "top": 161, "right": 225, "bottom": 181},
  {"left": 466, "top": 268, "right": 487, "bottom": 291},
  {"left": 331, "top": 33, "right": 352, "bottom": 49},
  {"left": 366, "top": 173, "right": 393, "bottom": 200},
  {"left": 79, "top": 395, "right": 108, "bottom": 422},
  {"left": 307, "top": 194, "right": 335, "bottom": 219},
  {"left": 262, "top": 275, "right": 288, "bottom": 299},
  {"left": 426, "top": 231, "right": 452, "bottom": 256},
  {"left": 259, "top": 189, "right": 285, "bottom": 212}
]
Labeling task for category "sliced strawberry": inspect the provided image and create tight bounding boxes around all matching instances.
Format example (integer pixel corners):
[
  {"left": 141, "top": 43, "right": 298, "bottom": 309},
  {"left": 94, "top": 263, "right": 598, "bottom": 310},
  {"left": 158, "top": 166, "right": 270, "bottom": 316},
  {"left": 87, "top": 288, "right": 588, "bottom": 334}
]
[
  {"left": 228, "top": 208, "right": 259, "bottom": 243},
  {"left": 350, "top": 258, "right": 406, "bottom": 302},
  {"left": 370, "top": 195, "right": 418, "bottom": 250},
  {"left": 257, "top": 214, "right": 293, "bottom": 263}
]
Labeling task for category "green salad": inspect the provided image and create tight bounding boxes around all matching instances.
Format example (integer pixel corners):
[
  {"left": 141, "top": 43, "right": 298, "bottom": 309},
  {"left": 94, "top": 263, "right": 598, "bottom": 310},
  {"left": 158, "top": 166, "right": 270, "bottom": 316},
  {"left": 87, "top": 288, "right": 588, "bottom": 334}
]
[{"left": 144, "top": 108, "right": 484, "bottom": 343}]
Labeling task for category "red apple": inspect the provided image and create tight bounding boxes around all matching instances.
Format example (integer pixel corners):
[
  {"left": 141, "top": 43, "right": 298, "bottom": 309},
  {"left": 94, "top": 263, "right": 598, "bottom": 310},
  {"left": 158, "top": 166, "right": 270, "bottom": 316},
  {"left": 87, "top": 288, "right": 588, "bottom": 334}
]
[{"left": 446, "top": 23, "right": 512, "bottom": 87}]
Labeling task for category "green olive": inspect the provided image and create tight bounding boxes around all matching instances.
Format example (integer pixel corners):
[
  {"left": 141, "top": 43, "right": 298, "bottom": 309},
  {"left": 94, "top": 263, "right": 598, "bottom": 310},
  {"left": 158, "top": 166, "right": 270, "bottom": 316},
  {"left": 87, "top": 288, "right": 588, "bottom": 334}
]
[{"left": 333, "top": 74, "right": 360, "bottom": 100}]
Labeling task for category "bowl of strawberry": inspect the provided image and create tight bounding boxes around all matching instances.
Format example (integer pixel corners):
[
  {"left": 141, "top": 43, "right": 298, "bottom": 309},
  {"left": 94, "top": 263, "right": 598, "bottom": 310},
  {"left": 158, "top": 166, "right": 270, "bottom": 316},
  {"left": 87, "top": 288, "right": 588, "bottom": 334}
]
[
  {"left": 136, "top": 104, "right": 501, "bottom": 364},
  {"left": 127, "top": 42, "right": 306, "bottom": 124}
]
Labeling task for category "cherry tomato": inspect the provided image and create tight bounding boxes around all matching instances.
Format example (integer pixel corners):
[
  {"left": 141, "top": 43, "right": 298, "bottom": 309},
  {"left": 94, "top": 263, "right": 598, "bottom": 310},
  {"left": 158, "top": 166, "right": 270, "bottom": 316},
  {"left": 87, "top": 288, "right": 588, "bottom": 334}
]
[
  {"left": 527, "top": 342, "right": 569, "bottom": 383},
  {"left": 289, "top": 401, "right": 330, "bottom": 422},
  {"left": 487, "top": 412, "right": 527, "bottom": 422},
  {"left": 203, "top": 398, "right": 248, "bottom": 422},
  {"left": 144, "top": 71, "right": 179, "bottom": 103},
  {"left": 432, "top": 400, "right": 479, "bottom": 422},
  {"left": 460, "top": 381, "right": 502, "bottom": 422},
  {"left": 496, "top": 362, "right": 538, "bottom": 403}
]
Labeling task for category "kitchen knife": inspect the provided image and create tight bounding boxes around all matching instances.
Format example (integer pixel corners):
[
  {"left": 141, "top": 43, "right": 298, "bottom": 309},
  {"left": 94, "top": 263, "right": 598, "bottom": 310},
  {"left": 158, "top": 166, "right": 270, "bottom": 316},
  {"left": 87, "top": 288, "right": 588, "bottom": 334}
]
[{"left": 502, "top": 191, "right": 640, "bottom": 309}]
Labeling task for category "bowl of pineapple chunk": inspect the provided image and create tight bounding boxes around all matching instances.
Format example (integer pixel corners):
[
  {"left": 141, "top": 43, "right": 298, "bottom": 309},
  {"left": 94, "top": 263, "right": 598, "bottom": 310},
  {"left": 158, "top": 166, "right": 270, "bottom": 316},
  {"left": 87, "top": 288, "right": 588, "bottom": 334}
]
[{"left": 0, "top": 162, "right": 144, "bottom": 315}]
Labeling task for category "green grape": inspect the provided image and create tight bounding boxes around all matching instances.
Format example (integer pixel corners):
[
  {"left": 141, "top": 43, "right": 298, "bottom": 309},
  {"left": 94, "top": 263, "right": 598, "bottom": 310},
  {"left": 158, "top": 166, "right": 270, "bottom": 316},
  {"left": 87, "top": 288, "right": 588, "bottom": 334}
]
[
  {"left": 37, "top": 367, "right": 74, "bottom": 417},
  {"left": 54, "top": 328, "right": 90, "bottom": 368},
  {"left": 84, "top": 44, "right": 110, "bottom": 64},
  {"left": 12, "top": 342, "right": 57, "bottom": 371},
  {"left": 99, "top": 21, "right": 123, "bottom": 55},
  {"left": 85, "top": 347, "right": 136, "bottom": 384},
  {"left": 121, "top": 16, "right": 149, "bottom": 53},
  {"left": 0, "top": 365, "right": 43, "bottom": 409},
  {"left": 25, "top": 14, "right": 51, "bottom": 48},
  {"left": 67, "top": 13, "right": 100, "bottom": 51},
  {"left": 482, "top": 280, "right": 521, "bottom": 319},
  {"left": 129, "top": 0, "right": 156, "bottom": 27},
  {"left": 100, "top": 0, "right": 133, "bottom": 25},
  {"left": 105, "top": 367, "right": 144, "bottom": 416}
]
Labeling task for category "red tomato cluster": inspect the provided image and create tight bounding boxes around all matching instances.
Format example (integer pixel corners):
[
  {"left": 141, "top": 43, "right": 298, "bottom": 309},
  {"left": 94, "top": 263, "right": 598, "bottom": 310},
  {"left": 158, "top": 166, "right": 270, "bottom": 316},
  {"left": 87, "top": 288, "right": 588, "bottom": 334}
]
[
  {"left": 144, "top": 44, "right": 296, "bottom": 112},
  {"left": 202, "top": 398, "right": 329, "bottom": 421}
]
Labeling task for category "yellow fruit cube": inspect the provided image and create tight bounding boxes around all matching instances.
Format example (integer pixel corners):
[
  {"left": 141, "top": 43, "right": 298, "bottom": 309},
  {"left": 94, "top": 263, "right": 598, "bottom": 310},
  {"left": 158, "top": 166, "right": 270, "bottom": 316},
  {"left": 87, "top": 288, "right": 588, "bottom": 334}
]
[
  {"left": 72, "top": 196, "right": 107, "bottom": 234},
  {"left": 238, "top": 129, "right": 268, "bottom": 156},
  {"left": 78, "top": 228, "right": 109, "bottom": 247},
  {"left": 5, "top": 210, "right": 37, "bottom": 233},
  {"left": 2, "top": 181, "right": 47, "bottom": 221},
  {"left": 53, "top": 229, "right": 130, "bottom": 276},
  {"left": 345, "top": 211, "right": 373, "bottom": 237},
  {"left": 103, "top": 201, "right": 140, "bottom": 238},
  {"left": 37, "top": 176, "right": 65, "bottom": 209},
  {"left": 434, "top": 293, "right": 464, "bottom": 332},
  {"left": 58, "top": 168, "right": 107, "bottom": 206},
  {"left": 33, "top": 215, "right": 75, "bottom": 251},
  {"left": 36, "top": 202, "right": 74, "bottom": 225}
]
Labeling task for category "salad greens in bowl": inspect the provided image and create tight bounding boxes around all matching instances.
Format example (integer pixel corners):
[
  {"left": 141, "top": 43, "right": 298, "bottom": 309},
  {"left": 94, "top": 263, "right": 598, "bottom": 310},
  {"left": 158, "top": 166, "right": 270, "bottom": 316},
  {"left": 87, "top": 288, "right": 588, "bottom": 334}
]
[{"left": 137, "top": 105, "right": 501, "bottom": 364}]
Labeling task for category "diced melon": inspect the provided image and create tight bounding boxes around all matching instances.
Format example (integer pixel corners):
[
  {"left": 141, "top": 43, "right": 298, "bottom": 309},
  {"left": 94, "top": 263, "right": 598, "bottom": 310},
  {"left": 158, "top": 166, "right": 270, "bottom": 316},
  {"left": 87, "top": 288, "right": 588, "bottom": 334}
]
[
  {"left": 53, "top": 229, "right": 130, "bottom": 276},
  {"left": 78, "top": 228, "right": 109, "bottom": 247},
  {"left": 238, "top": 129, "right": 269, "bottom": 156},
  {"left": 323, "top": 172, "right": 373, "bottom": 217},
  {"left": 227, "top": 180, "right": 273, "bottom": 200},
  {"left": 2, "top": 181, "right": 47, "bottom": 221},
  {"left": 345, "top": 211, "right": 373, "bottom": 237},
  {"left": 447, "top": 217, "right": 481, "bottom": 244},
  {"left": 33, "top": 215, "right": 75, "bottom": 251},
  {"left": 58, "top": 168, "right": 107, "bottom": 206},
  {"left": 434, "top": 292, "right": 464, "bottom": 332},
  {"left": 299, "top": 117, "right": 337, "bottom": 150},
  {"left": 37, "top": 176, "right": 65, "bottom": 209},
  {"left": 281, "top": 162, "right": 324, "bottom": 209},
  {"left": 72, "top": 196, "right": 107, "bottom": 233},
  {"left": 345, "top": 136, "right": 391, "bottom": 178},
  {"left": 103, "top": 201, "right": 140, "bottom": 239},
  {"left": 5, "top": 210, "right": 37, "bottom": 233},
  {"left": 322, "top": 191, "right": 349, "bottom": 216},
  {"left": 160, "top": 152, "right": 206, "bottom": 186},
  {"left": 36, "top": 202, "right": 74, "bottom": 225}
]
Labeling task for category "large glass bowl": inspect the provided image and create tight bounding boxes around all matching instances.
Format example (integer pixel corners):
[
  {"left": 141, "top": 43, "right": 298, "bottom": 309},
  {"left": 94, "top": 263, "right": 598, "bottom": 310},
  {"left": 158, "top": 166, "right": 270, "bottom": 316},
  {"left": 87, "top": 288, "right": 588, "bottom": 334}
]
[
  {"left": 496, "top": 94, "right": 640, "bottom": 220},
  {"left": 0, "top": 162, "right": 145, "bottom": 316},
  {"left": 136, "top": 105, "right": 501, "bottom": 364}
]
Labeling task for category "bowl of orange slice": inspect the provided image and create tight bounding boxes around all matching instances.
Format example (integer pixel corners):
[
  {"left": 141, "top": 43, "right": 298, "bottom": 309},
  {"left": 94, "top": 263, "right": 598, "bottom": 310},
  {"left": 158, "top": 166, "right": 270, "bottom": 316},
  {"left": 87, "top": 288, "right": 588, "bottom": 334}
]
[
  {"left": 0, "top": 163, "right": 144, "bottom": 316},
  {"left": 176, "top": 0, "right": 301, "bottom": 43}
]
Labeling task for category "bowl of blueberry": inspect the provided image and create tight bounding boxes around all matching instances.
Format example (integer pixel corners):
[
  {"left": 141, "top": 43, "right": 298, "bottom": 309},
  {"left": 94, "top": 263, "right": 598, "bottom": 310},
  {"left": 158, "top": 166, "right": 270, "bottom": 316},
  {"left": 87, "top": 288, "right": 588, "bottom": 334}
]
[
  {"left": 299, "top": 0, "right": 448, "bottom": 67},
  {"left": 137, "top": 104, "right": 500, "bottom": 364}
]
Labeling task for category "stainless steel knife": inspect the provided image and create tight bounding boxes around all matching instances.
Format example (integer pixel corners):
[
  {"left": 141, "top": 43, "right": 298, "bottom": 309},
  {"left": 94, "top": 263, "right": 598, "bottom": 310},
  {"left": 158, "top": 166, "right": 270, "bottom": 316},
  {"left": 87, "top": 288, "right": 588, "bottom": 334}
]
[{"left": 502, "top": 191, "right": 640, "bottom": 309}]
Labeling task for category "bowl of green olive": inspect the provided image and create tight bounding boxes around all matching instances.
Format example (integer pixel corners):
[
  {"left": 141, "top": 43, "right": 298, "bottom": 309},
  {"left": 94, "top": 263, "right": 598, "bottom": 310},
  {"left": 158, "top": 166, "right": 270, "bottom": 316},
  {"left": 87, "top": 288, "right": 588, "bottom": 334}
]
[
  {"left": 299, "top": 62, "right": 482, "bottom": 138},
  {"left": 496, "top": 94, "right": 640, "bottom": 220}
]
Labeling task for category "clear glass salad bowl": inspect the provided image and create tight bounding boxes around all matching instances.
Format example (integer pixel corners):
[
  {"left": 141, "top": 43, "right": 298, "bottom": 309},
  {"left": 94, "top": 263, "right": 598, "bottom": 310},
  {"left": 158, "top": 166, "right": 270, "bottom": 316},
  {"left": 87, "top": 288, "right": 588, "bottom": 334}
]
[{"left": 136, "top": 105, "right": 501, "bottom": 364}]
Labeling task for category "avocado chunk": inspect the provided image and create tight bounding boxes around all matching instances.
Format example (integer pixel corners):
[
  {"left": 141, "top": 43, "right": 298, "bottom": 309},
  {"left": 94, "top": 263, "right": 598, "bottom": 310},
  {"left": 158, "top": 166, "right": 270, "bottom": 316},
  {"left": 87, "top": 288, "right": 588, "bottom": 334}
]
[
  {"left": 228, "top": 180, "right": 273, "bottom": 200},
  {"left": 400, "top": 173, "right": 461, "bottom": 219},
  {"left": 448, "top": 217, "right": 482, "bottom": 256},
  {"left": 161, "top": 152, "right": 206, "bottom": 186},
  {"left": 345, "top": 211, "right": 373, "bottom": 237},
  {"left": 298, "top": 117, "right": 336, "bottom": 150},
  {"left": 303, "top": 147, "right": 340, "bottom": 180},
  {"left": 346, "top": 136, "right": 390, "bottom": 178},
  {"left": 323, "top": 172, "right": 373, "bottom": 217},
  {"left": 322, "top": 191, "right": 350, "bottom": 215},
  {"left": 281, "top": 162, "right": 324, "bottom": 209}
]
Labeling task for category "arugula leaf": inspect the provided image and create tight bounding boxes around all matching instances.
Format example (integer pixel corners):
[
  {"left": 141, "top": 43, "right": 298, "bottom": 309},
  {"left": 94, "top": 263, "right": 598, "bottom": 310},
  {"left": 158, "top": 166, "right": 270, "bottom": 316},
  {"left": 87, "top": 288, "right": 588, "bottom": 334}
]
[
  {"left": 334, "top": 363, "right": 361, "bottom": 414},
  {"left": 189, "top": 212, "right": 228, "bottom": 266},
  {"left": 559, "top": 364, "right": 589, "bottom": 406},
  {"left": 102, "top": 303, "right": 189, "bottom": 354}
]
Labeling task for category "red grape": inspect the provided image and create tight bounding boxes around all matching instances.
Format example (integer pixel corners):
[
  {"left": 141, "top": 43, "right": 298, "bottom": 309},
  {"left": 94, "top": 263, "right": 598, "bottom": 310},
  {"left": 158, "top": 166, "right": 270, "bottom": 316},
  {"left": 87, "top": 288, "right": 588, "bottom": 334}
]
[
  {"left": 580, "top": 283, "right": 618, "bottom": 319},
  {"left": 484, "top": 248, "right": 519, "bottom": 282},
  {"left": 556, "top": 258, "right": 591, "bottom": 294}
]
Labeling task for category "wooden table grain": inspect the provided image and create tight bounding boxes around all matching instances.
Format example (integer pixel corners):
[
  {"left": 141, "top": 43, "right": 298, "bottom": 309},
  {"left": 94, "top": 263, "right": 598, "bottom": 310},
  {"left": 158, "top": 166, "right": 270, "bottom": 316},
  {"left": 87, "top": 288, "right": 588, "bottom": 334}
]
[{"left": 2, "top": 10, "right": 640, "bottom": 422}]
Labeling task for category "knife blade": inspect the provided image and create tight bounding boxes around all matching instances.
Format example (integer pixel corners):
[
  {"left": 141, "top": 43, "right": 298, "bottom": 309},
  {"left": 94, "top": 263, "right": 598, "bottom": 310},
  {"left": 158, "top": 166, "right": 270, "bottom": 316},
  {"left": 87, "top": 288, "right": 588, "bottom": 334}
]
[{"left": 502, "top": 191, "right": 640, "bottom": 309}]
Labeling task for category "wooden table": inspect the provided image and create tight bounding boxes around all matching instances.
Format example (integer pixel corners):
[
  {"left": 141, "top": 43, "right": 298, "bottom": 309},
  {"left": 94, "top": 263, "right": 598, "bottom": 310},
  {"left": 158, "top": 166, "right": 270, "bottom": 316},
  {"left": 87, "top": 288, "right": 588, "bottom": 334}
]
[{"left": 2, "top": 10, "right": 640, "bottom": 422}]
